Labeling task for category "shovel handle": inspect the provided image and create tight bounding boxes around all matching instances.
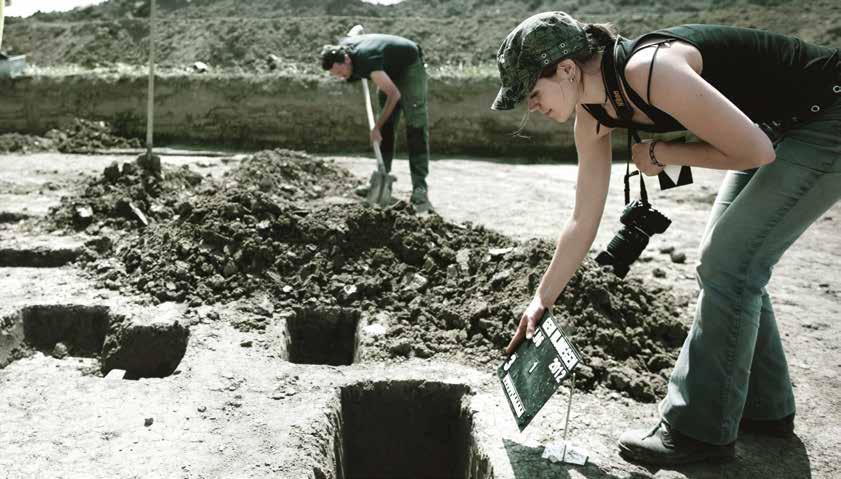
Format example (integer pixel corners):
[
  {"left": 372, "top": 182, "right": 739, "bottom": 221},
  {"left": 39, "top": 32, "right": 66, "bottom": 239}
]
[
  {"left": 362, "top": 78, "right": 386, "bottom": 173},
  {"left": 1, "top": 0, "right": 5, "bottom": 52}
]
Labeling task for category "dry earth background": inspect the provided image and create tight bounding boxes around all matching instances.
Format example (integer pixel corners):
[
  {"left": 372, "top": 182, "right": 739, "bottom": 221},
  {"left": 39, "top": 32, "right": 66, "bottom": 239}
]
[{"left": 1, "top": 1, "right": 840, "bottom": 479}]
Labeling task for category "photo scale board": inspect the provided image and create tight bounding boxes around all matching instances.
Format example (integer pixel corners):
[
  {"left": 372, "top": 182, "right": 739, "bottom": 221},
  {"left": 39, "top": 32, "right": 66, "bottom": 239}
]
[{"left": 497, "top": 310, "right": 582, "bottom": 431}]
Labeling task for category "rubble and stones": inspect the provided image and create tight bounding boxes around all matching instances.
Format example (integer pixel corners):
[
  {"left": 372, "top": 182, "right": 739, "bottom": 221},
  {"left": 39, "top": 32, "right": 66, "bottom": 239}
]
[{"left": 0, "top": 119, "right": 141, "bottom": 154}]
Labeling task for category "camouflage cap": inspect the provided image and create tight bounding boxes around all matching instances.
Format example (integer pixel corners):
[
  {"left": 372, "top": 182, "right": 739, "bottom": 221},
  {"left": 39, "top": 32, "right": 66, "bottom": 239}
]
[{"left": 491, "top": 12, "right": 590, "bottom": 111}]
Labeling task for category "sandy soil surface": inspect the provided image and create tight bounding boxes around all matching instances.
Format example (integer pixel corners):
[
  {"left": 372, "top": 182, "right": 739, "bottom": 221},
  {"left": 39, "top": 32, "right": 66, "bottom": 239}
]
[{"left": 1, "top": 151, "right": 839, "bottom": 478}]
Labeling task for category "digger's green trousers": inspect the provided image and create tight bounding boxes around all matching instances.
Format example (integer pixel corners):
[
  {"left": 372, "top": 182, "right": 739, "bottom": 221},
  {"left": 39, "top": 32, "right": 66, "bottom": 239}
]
[{"left": 377, "top": 58, "right": 429, "bottom": 191}]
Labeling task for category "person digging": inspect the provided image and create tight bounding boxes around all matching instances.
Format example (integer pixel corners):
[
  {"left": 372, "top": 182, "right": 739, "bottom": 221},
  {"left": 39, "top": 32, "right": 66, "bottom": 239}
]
[{"left": 320, "top": 33, "right": 433, "bottom": 212}]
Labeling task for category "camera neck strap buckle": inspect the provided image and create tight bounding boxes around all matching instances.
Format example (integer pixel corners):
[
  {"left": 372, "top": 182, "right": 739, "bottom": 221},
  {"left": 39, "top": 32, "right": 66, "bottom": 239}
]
[{"left": 624, "top": 130, "right": 648, "bottom": 206}]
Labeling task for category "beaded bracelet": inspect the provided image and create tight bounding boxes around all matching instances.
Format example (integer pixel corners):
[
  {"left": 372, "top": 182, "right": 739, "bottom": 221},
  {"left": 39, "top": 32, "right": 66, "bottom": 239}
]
[{"left": 648, "top": 140, "right": 665, "bottom": 168}]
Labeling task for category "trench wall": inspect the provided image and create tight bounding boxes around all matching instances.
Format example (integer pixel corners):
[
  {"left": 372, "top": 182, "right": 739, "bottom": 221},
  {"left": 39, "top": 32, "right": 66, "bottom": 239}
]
[{"left": 0, "top": 72, "right": 578, "bottom": 157}]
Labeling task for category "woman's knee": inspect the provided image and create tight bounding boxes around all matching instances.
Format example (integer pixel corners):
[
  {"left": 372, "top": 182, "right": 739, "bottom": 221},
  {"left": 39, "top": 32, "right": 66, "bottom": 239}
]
[{"left": 696, "top": 233, "right": 771, "bottom": 294}]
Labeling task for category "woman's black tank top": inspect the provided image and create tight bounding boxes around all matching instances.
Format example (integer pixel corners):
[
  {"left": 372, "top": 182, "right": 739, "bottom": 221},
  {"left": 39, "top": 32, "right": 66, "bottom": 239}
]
[{"left": 584, "top": 24, "right": 841, "bottom": 133}]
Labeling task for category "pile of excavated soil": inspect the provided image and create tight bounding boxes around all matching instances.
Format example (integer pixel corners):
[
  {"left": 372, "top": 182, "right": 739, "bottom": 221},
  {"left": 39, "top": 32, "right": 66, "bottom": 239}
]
[
  {"left": 0, "top": 119, "right": 141, "bottom": 154},
  {"left": 0, "top": 133, "right": 55, "bottom": 154},
  {"left": 65, "top": 148, "right": 686, "bottom": 401},
  {"left": 48, "top": 154, "right": 203, "bottom": 232},
  {"left": 49, "top": 148, "right": 354, "bottom": 233},
  {"left": 46, "top": 118, "right": 142, "bottom": 153}
]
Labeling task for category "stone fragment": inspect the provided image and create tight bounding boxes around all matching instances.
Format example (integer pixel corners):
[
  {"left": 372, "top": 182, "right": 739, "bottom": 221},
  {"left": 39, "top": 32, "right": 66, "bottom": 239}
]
[
  {"left": 51, "top": 342, "right": 69, "bottom": 359},
  {"left": 73, "top": 206, "right": 94, "bottom": 229},
  {"left": 103, "top": 162, "right": 121, "bottom": 183}
]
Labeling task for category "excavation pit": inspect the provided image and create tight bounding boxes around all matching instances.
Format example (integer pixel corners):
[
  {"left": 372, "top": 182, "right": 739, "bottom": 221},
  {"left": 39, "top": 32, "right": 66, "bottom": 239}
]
[
  {"left": 22, "top": 305, "right": 109, "bottom": 357},
  {"left": 284, "top": 307, "right": 360, "bottom": 366},
  {"left": 0, "top": 304, "right": 188, "bottom": 379},
  {"left": 0, "top": 212, "right": 30, "bottom": 223},
  {"left": 0, "top": 246, "right": 82, "bottom": 267},
  {"left": 332, "top": 381, "right": 492, "bottom": 479}
]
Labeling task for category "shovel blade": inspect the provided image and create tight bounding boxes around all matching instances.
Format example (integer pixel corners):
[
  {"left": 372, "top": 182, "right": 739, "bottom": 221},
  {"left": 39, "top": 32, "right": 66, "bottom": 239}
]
[{"left": 365, "top": 170, "right": 393, "bottom": 207}]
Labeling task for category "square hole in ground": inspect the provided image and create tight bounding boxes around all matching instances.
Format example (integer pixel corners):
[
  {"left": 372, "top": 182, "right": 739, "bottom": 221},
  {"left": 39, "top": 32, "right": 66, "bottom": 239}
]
[
  {"left": 285, "top": 307, "right": 360, "bottom": 366},
  {"left": 22, "top": 304, "right": 110, "bottom": 356},
  {"left": 0, "top": 304, "right": 188, "bottom": 380},
  {"left": 334, "top": 381, "right": 491, "bottom": 479}
]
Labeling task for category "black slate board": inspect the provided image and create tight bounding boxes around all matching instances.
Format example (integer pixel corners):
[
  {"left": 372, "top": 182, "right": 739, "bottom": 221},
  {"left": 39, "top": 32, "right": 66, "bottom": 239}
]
[{"left": 497, "top": 310, "right": 583, "bottom": 431}]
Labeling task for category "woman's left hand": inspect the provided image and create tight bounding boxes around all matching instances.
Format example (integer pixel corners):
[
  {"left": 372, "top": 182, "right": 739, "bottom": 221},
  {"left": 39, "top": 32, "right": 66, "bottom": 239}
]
[{"left": 631, "top": 140, "right": 665, "bottom": 176}]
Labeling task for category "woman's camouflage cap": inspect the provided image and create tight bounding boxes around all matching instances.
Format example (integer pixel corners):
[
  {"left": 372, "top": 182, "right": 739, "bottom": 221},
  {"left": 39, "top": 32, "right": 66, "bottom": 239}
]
[{"left": 491, "top": 12, "right": 590, "bottom": 111}]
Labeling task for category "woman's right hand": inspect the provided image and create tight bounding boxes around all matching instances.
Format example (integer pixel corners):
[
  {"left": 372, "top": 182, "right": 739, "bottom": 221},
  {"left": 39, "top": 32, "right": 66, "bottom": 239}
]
[{"left": 505, "top": 295, "right": 548, "bottom": 355}]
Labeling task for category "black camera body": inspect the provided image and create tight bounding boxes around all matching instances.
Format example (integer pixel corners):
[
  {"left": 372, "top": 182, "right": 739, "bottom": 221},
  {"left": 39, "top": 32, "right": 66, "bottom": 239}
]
[{"left": 595, "top": 200, "right": 671, "bottom": 278}]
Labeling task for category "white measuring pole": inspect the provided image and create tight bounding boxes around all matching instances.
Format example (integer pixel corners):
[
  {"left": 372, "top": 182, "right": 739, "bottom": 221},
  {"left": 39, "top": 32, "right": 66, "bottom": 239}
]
[
  {"left": 561, "top": 372, "right": 576, "bottom": 462},
  {"left": 145, "top": 0, "right": 156, "bottom": 156},
  {"left": 0, "top": 0, "right": 6, "bottom": 52}
]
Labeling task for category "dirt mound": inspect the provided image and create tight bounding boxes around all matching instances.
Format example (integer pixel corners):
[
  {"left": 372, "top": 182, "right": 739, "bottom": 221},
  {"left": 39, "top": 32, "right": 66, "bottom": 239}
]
[
  {"left": 6, "top": 1, "right": 839, "bottom": 70},
  {"left": 228, "top": 148, "right": 356, "bottom": 200},
  {"left": 0, "top": 119, "right": 140, "bottom": 155},
  {"left": 66, "top": 148, "right": 686, "bottom": 401},
  {"left": 10, "top": 0, "right": 787, "bottom": 21},
  {"left": 0, "top": 133, "right": 55, "bottom": 154},
  {"left": 46, "top": 119, "right": 142, "bottom": 153},
  {"left": 48, "top": 154, "right": 203, "bottom": 232}
]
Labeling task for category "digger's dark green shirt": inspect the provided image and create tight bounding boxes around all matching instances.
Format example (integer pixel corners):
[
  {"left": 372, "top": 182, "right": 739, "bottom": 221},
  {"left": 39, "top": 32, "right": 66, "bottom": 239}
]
[{"left": 340, "top": 34, "right": 420, "bottom": 82}]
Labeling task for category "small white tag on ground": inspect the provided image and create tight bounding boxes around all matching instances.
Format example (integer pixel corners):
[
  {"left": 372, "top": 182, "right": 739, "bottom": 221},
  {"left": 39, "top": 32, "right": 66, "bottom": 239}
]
[
  {"left": 105, "top": 369, "right": 126, "bottom": 381},
  {"left": 542, "top": 441, "right": 588, "bottom": 465},
  {"left": 363, "top": 323, "right": 387, "bottom": 336}
]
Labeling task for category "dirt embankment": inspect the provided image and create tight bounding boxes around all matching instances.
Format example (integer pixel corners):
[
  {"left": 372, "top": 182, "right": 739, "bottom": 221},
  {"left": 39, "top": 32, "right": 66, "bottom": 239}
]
[
  {"left": 0, "top": 73, "right": 572, "bottom": 157},
  {"left": 46, "top": 148, "right": 687, "bottom": 402},
  {"left": 3, "top": 1, "right": 838, "bottom": 156}
]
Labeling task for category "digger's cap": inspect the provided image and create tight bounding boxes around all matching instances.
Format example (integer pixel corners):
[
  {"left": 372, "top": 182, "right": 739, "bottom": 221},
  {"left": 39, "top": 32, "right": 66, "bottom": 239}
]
[{"left": 491, "top": 12, "right": 590, "bottom": 111}]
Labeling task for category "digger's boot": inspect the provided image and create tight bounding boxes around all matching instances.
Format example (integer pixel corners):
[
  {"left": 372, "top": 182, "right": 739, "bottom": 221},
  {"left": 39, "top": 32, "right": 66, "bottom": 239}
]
[
  {"left": 619, "top": 420, "right": 735, "bottom": 465},
  {"left": 410, "top": 186, "right": 433, "bottom": 213}
]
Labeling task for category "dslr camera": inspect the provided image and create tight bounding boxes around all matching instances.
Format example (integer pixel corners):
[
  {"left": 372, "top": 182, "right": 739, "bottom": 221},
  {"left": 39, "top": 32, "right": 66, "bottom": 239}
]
[{"left": 595, "top": 200, "right": 671, "bottom": 278}]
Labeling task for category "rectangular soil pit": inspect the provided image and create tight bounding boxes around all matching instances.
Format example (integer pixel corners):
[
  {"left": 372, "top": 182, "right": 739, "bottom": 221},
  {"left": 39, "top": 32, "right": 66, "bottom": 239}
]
[
  {"left": 0, "top": 247, "right": 82, "bottom": 267},
  {"left": 285, "top": 307, "right": 360, "bottom": 366},
  {"left": 0, "top": 304, "right": 188, "bottom": 380},
  {"left": 21, "top": 304, "right": 110, "bottom": 356},
  {"left": 334, "top": 381, "right": 491, "bottom": 479}
]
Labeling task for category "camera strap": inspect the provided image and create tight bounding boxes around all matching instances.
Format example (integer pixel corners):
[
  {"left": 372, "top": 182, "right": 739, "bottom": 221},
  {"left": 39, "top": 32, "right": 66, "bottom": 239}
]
[{"left": 601, "top": 39, "right": 649, "bottom": 206}]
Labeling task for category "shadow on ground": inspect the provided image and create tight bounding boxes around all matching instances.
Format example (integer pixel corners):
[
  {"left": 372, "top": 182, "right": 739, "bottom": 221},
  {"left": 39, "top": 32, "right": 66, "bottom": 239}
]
[{"left": 503, "top": 433, "right": 811, "bottom": 479}]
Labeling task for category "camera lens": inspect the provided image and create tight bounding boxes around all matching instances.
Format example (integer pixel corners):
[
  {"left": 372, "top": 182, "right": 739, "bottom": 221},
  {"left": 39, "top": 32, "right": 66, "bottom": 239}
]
[
  {"left": 595, "top": 225, "right": 650, "bottom": 278},
  {"left": 598, "top": 200, "right": 671, "bottom": 278}
]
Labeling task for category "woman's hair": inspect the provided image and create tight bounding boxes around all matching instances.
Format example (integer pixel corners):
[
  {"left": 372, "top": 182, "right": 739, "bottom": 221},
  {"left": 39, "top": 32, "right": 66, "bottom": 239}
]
[
  {"left": 320, "top": 44, "right": 348, "bottom": 70},
  {"left": 539, "top": 22, "right": 618, "bottom": 79}
]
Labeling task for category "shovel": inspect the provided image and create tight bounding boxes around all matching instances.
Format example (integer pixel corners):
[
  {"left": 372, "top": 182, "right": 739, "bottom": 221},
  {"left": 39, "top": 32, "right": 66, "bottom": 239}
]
[{"left": 348, "top": 25, "right": 393, "bottom": 207}]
